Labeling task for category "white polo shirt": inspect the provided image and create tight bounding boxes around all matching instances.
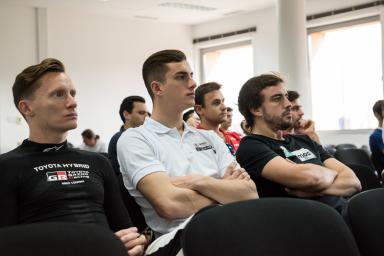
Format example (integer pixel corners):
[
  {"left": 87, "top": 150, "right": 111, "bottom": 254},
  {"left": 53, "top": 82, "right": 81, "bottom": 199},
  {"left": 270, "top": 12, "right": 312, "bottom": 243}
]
[{"left": 117, "top": 118, "right": 234, "bottom": 235}]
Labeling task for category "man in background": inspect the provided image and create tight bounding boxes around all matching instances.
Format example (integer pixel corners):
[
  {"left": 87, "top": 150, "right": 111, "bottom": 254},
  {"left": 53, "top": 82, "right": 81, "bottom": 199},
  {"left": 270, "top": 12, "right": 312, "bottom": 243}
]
[
  {"left": 79, "top": 128, "right": 107, "bottom": 153},
  {"left": 369, "top": 99, "right": 384, "bottom": 173},
  {"left": 108, "top": 96, "right": 148, "bottom": 174},
  {"left": 285, "top": 90, "right": 321, "bottom": 144},
  {"left": 195, "top": 83, "right": 241, "bottom": 155}
]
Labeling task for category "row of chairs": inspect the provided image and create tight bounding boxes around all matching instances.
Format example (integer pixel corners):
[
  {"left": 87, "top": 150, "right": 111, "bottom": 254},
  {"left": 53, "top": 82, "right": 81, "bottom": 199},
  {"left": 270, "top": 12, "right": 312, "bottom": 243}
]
[
  {"left": 324, "top": 143, "right": 383, "bottom": 190},
  {"left": 2, "top": 189, "right": 381, "bottom": 256},
  {"left": 183, "top": 188, "right": 384, "bottom": 256}
]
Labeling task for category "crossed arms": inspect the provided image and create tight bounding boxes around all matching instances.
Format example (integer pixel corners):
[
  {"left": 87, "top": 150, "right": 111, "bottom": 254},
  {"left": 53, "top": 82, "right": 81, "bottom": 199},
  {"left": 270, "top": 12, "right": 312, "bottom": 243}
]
[
  {"left": 262, "top": 156, "right": 361, "bottom": 197},
  {"left": 137, "top": 163, "right": 258, "bottom": 220}
]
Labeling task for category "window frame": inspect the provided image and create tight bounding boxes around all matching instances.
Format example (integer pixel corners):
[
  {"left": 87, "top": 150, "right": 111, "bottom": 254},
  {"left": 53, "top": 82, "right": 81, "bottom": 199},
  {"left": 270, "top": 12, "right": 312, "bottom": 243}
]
[{"left": 307, "top": 15, "right": 383, "bottom": 132}]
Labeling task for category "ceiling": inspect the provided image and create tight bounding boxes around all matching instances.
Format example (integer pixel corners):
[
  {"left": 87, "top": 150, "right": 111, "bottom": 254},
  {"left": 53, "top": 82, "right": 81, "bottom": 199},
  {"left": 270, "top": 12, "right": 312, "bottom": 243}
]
[{"left": 1, "top": 0, "right": 375, "bottom": 25}]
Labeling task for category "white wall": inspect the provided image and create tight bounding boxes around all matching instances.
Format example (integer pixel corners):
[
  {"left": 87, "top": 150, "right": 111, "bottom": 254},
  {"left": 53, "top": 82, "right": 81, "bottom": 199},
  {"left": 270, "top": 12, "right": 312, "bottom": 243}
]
[
  {"left": 0, "top": 4, "right": 193, "bottom": 153},
  {"left": 0, "top": 5, "right": 37, "bottom": 153}
]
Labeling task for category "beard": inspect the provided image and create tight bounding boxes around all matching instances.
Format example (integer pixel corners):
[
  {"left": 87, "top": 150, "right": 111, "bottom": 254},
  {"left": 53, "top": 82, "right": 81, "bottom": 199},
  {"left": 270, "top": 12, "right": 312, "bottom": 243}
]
[{"left": 263, "top": 108, "right": 293, "bottom": 131}]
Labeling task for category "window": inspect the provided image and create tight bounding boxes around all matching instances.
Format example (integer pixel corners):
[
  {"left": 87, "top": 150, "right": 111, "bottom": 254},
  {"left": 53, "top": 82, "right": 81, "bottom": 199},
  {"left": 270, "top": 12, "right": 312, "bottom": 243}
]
[
  {"left": 308, "top": 17, "right": 383, "bottom": 130},
  {"left": 200, "top": 41, "right": 253, "bottom": 132}
]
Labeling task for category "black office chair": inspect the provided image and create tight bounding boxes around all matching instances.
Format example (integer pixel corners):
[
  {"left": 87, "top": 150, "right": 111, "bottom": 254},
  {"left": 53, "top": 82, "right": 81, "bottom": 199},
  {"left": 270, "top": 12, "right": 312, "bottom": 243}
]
[
  {"left": 346, "top": 163, "right": 381, "bottom": 192},
  {"left": 344, "top": 188, "right": 384, "bottom": 256},
  {"left": 335, "top": 148, "right": 375, "bottom": 169},
  {"left": 323, "top": 144, "right": 336, "bottom": 156},
  {"left": 371, "top": 154, "right": 384, "bottom": 179},
  {"left": 335, "top": 143, "right": 357, "bottom": 150},
  {"left": 182, "top": 198, "right": 360, "bottom": 256},
  {"left": 0, "top": 222, "right": 127, "bottom": 256}
]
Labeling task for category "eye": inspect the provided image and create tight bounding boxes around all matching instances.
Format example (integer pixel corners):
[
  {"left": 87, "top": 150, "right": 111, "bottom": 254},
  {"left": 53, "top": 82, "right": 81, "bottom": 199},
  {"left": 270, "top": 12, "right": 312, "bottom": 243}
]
[
  {"left": 175, "top": 74, "right": 187, "bottom": 80},
  {"left": 54, "top": 90, "right": 65, "bottom": 98},
  {"left": 70, "top": 90, "right": 76, "bottom": 97}
]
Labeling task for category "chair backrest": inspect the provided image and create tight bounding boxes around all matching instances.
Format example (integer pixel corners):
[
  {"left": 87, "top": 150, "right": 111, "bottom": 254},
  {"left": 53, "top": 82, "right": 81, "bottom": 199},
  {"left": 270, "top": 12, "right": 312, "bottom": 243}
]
[
  {"left": 182, "top": 198, "right": 360, "bottom": 256},
  {"left": 335, "top": 148, "right": 374, "bottom": 169},
  {"left": 116, "top": 174, "right": 148, "bottom": 232},
  {"left": 344, "top": 188, "right": 384, "bottom": 256},
  {"left": 370, "top": 154, "right": 384, "bottom": 176},
  {"left": 335, "top": 143, "right": 357, "bottom": 150},
  {"left": 323, "top": 144, "right": 336, "bottom": 156},
  {"left": 0, "top": 222, "right": 127, "bottom": 256},
  {"left": 346, "top": 163, "right": 381, "bottom": 192}
]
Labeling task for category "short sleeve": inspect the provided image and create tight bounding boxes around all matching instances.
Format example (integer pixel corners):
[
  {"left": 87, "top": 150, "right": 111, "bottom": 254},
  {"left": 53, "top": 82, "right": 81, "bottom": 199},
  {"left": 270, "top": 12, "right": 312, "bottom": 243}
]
[
  {"left": 117, "top": 130, "right": 165, "bottom": 188},
  {"left": 236, "top": 137, "right": 279, "bottom": 178}
]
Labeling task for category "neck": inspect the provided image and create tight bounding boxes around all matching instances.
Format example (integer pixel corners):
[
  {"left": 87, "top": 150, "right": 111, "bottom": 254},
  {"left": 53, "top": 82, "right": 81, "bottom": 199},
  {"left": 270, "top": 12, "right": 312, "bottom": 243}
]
[
  {"left": 379, "top": 120, "right": 383, "bottom": 128},
  {"left": 251, "top": 121, "right": 280, "bottom": 140},
  {"left": 123, "top": 122, "right": 131, "bottom": 130},
  {"left": 151, "top": 103, "right": 185, "bottom": 133},
  {"left": 29, "top": 128, "right": 67, "bottom": 144},
  {"left": 200, "top": 119, "right": 223, "bottom": 136}
]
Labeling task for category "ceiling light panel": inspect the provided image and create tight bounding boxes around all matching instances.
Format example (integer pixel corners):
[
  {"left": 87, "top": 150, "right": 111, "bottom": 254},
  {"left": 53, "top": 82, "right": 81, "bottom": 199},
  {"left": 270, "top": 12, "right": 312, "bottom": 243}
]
[{"left": 158, "top": 2, "right": 216, "bottom": 11}]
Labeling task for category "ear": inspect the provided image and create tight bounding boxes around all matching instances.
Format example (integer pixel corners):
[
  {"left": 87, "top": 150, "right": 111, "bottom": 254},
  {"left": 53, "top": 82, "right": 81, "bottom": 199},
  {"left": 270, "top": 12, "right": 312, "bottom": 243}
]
[
  {"left": 18, "top": 100, "right": 34, "bottom": 117},
  {"left": 250, "top": 107, "right": 263, "bottom": 117},
  {"left": 151, "top": 81, "right": 163, "bottom": 97},
  {"left": 194, "top": 104, "right": 203, "bottom": 116},
  {"left": 123, "top": 110, "right": 131, "bottom": 121}
]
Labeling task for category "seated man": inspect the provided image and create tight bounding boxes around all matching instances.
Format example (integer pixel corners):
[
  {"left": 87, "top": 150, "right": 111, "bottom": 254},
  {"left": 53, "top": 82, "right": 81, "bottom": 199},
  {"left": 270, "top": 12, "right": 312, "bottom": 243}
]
[
  {"left": 108, "top": 95, "right": 148, "bottom": 175},
  {"left": 117, "top": 50, "right": 258, "bottom": 254},
  {"left": 0, "top": 58, "right": 147, "bottom": 256},
  {"left": 369, "top": 99, "right": 384, "bottom": 173},
  {"left": 285, "top": 90, "right": 321, "bottom": 144},
  {"left": 236, "top": 73, "right": 361, "bottom": 213},
  {"left": 79, "top": 128, "right": 107, "bottom": 153},
  {"left": 194, "top": 83, "right": 241, "bottom": 155}
]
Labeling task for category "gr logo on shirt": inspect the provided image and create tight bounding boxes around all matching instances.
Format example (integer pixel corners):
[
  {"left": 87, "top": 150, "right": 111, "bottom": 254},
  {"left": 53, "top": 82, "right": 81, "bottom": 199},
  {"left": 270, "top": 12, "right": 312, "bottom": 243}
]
[
  {"left": 280, "top": 146, "right": 316, "bottom": 162},
  {"left": 46, "top": 171, "right": 68, "bottom": 181},
  {"left": 46, "top": 170, "right": 90, "bottom": 182}
]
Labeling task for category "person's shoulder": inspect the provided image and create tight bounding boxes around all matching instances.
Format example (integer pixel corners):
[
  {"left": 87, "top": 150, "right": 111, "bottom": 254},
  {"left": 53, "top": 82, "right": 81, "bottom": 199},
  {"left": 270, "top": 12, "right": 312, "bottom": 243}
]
[
  {"left": 240, "top": 134, "right": 268, "bottom": 144},
  {"left": 0, "top": 145, "right": 24, "bottom": 163},
  {"left": 370, "top": 128, "right": 382, "bottom": 138},
  {"left": 110, "top": 130, "right": 123, "bottom": 141},
  {"left": 289, "top": 133, "right": 312, "bottom": 142}
]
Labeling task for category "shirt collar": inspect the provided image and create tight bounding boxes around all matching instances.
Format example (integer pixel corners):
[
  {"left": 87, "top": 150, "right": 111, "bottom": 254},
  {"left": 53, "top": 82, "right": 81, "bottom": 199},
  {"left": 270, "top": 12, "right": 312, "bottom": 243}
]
[
  {"left": 144, "top": 118, "right": 197, "bottom": 135},
  {"left": 21, "top": 139, "right": 69, "bottom": 152}
]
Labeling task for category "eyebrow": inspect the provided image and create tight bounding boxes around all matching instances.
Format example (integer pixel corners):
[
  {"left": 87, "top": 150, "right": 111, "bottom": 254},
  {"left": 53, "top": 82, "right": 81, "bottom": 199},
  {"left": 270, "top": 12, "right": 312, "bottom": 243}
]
[
  {"left": 174, "top": 71, "right": 193, "bottom": 76},
  {"left": 270, "top": 93, "right": 284, "bottom": 99}
]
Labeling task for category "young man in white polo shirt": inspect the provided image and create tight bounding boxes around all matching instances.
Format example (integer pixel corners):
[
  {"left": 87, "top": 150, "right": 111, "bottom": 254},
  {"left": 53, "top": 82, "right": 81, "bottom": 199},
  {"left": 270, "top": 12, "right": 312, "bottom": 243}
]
[{"left": 117, "top": 49, "right": 258, "bottom": 255}]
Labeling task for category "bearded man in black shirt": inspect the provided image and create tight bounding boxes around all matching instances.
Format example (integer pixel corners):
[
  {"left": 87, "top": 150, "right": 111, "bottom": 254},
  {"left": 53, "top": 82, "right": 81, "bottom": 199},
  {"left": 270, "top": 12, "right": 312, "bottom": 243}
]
[
  {"left": 236, "top": 73, "right": 361, "bottom": 212},
  {"left": 0, "top": 58, "right": 147, "bottom": 255}
]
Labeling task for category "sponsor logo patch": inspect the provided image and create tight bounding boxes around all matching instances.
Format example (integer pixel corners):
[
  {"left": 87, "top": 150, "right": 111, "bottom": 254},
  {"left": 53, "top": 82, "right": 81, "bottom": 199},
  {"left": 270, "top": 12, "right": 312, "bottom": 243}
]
[{"left": 280, "top": 146, "right": 316, "bottom": 162}]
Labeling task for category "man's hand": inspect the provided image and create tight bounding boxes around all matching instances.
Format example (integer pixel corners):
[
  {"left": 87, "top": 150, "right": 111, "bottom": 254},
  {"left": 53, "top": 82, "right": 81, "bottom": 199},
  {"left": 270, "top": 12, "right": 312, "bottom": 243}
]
[
  {"left": 296, "top": 119, "right": 315, "bottom": 134},
  {"left": 222, "top": 162, "right": 251, "bottom": 181},
  {"left": 115, "top": 227, "right": 148, "bottom": 256}
]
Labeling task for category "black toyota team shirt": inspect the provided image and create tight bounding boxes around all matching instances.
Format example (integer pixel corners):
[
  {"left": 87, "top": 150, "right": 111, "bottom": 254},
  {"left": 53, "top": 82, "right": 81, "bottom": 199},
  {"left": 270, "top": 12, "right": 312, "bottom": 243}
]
[
  {"left": 236, "top": 134, "right": 347, "bottom": 212},
  {"left": 0, "top": 139, "right": 132, "bottom": 231}
]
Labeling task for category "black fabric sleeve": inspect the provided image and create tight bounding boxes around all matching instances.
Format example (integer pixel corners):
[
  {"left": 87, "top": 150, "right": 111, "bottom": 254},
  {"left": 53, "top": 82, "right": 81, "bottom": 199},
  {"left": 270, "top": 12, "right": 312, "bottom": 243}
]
[
  {"left": 97, "top": 155, "right": 133, "bottom": 232},
  {"left": 312, "top": 139, "right": 332, "bottom": 163},
  {"left": 107, "top": 134, "right": 121, "bottom": 175},
  {"left": 236, "top": 138, "right": 279, "bottom": 178},
  {"left": 0, "top": 160, "right": 19, "bottom": 227}
]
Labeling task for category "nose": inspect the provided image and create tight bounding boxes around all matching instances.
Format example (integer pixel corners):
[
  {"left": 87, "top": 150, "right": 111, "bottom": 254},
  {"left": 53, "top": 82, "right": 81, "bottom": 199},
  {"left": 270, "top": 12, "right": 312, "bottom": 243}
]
[
  {"left": 284, "top": 97, "right": 292, "bottom": 109},
  {"left": 67, "top": 94, "right": 77, "bottom": 109},
  {"left": 189, "top": 77, "right": 197, "bottom": 89}
]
